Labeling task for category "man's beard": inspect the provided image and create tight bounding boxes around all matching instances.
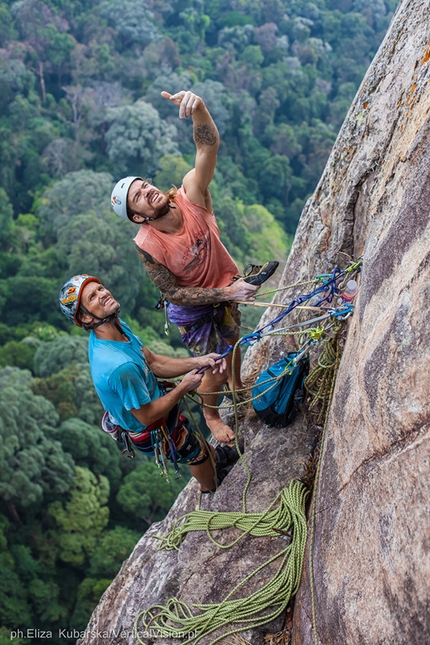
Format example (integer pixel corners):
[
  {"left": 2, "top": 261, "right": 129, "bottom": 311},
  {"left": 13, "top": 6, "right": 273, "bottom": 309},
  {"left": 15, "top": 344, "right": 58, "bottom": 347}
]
[
  {"left": 146, "top": 193, "right": 172, "bottom": 221},
  {"left": 154, "top": 199, "right": 171, "bottom": 219}
]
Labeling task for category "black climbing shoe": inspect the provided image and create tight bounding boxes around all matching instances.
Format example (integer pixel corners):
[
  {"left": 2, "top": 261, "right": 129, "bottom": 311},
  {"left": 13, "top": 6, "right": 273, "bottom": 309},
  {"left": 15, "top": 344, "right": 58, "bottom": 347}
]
[
  {"left": 243, "top": 261, "right": 279, "bottom": 286},
  {"left": 216, "top": 465, "right": 232, "bottom": 487},
  {"left": 200, "top": 444, "right": 241, "bottom": 493},
  {"left": 200, "top": 466, "right": 231, "bottom": 493},
  {"left": 215, "top": 443, "right": 240, "bottom": 468},
  {"left": 215, "top": 443, "right": 240, "bottom": 486}
]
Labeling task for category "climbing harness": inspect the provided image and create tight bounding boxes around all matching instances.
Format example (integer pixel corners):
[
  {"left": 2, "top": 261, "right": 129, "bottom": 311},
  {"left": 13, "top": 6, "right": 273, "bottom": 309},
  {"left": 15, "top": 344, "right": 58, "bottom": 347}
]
[
  {"left": 101, "top": 382, "right": 211, "bottom": 482},
  {"left": 101, "top": 411, "right": 136, "bottom": 458}
]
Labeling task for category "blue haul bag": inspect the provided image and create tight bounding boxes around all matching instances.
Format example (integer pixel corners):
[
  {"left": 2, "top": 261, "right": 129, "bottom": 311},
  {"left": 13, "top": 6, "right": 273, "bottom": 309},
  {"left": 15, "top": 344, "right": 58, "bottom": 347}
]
[{"left": 252, "top": 352, "right": 309, "bottom": 428}]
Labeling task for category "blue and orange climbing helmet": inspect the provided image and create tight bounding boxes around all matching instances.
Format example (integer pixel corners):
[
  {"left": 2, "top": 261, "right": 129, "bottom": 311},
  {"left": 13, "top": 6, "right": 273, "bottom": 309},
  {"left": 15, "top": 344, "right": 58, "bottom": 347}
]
[{"left": 59, "top": 274, "right": 101, "bottom": 326}]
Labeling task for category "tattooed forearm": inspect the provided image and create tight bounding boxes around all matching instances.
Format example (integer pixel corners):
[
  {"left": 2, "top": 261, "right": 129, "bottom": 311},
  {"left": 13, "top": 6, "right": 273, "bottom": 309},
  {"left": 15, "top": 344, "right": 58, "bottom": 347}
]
[
  {"left": 166, "top": 285, "right": 228, "bottom": 306},
  {"left": 194, "top": 124, "right": 217, "bottom": 146},
  {"left": 136, "top": 247, "right": 230, "bottom": 305}
]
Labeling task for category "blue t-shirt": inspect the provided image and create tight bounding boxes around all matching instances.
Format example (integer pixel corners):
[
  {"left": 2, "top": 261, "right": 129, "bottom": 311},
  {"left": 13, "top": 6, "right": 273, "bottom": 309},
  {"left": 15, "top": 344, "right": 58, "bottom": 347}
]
[{"left": 88, "top": 320, "right": 162, "bottom": 432}]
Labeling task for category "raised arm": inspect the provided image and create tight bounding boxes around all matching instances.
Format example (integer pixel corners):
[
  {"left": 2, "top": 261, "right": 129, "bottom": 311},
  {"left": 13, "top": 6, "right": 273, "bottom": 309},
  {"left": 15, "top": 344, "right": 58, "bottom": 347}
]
[
  {"left": 136, "top": 246, "right": 258, "bottom": 306},
  {"left": 161, "top": 90, "right": 219, "bottom": 207}
]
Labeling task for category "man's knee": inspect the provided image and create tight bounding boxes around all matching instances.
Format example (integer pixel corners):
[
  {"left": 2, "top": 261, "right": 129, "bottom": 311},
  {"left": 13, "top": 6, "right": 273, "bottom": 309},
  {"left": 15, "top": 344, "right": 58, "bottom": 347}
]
[{"left": 200, "top": 368, "right": 227, "bottom": 389}]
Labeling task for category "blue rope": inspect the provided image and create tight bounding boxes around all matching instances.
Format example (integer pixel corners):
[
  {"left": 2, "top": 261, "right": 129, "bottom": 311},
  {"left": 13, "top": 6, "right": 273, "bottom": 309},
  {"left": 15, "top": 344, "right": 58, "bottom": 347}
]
[{"left": 237, "top": 266, "right": 343, "bottom": 349}]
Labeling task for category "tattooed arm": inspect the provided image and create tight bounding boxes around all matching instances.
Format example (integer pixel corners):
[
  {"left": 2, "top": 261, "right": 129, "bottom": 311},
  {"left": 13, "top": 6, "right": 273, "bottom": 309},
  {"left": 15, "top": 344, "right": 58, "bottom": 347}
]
[
  {"left": 161, "top": 90, "right": 219, "bottom": 208},
  {"left": 136, "top": 246, "right": 258, "bottom": 306}
]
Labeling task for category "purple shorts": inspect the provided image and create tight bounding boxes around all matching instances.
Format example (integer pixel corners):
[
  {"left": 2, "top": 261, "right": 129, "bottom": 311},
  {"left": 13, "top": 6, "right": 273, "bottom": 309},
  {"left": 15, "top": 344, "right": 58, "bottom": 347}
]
[{"left": 167, "top": 302, "right": 241, "bottom": 356}]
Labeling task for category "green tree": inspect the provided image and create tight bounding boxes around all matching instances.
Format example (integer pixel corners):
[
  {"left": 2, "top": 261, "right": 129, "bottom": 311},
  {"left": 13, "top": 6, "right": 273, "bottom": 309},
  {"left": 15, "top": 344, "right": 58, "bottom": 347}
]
[
  {"left": 0, "top": 551, "right": 33, "bottom": 627},
  {"left": 0, "top": 516, "right": 33, "bottom": 627},
  {"left": 154, "top": 154, "right": 192, "bottom": 191},
  {"left": 105, "top": 100, "right": 180, "bottom": 176},
  {"left": 38, "top": 170, "right": 114, "bottom": 236},
  {"left": 48, "top": 466, "right": 110, "bottom": 566},
  {"left": 56, "top": 418, "right": 122, "bottom": 488},
  {"left": 0, "top": 339, "right": 38, "bottom": 371},
  {"left": 99, "top": 0, "right": 161, "bottom": 51},
  {"left": 116, "top": 461, "right": 187, "bottom": 525},
  {"left": 243, "top": 203, "right": 291, "bottom": 263},
  {"left": 27, "top": 577, "right": 68, "bottom": 623},
  {"left": 88, "top": 526, "right": 140, "bottom": 577},
  {"left": 0, "top": 188, "right": 14, "bottom": 252},
  {"left": 0, "top": 2, "right": 16, "bottom": 43},
  {"left": 0, "top": 275, "right": 59, "bottom": 326},
  {"left": 70, "top": 576, "right": 111, "bottom": 631},
  {"left": 33, "top": 336, "right": 88, "bottom": 378},
  {"left": 0, "top": 367, "right": 75, "bottom": 516}
]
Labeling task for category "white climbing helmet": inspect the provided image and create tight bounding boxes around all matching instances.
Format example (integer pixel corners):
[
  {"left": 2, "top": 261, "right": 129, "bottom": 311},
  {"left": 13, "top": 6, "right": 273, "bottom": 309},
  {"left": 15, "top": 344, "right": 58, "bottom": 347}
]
[{"left": 111, "top": 176, "right": 142, "bottom": 219}]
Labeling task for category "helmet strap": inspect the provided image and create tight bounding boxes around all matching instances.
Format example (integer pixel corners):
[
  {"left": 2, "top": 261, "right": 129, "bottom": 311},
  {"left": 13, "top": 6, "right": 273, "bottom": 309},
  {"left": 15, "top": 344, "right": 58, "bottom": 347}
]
[{"left": 80, "top": 305, "right": 123, "bottom": 333}]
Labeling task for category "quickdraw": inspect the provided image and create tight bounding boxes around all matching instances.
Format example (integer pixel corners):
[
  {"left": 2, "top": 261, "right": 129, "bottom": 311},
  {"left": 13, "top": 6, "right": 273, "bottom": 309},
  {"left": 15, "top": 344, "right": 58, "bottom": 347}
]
[{"left": 150, "top": 417, "right": 183, "bottom": 483}]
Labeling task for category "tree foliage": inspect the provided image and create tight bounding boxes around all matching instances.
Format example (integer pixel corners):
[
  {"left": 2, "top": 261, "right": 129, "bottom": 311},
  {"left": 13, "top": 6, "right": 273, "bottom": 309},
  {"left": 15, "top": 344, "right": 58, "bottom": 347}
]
[
  {"left": 48, "top": 466, "right": 110, "bottom": 566},
  {"left": 33, "top": 336, "right": 89, "bottom": 378},
  {"left": 116, "top": 461, "right": 187, "bottom": 525},
  {"left": 0, "top": 367, "right": 75, "bottom": 509},
  {"left": 105, "top": 101, "right": 180, "bottom": 176}
]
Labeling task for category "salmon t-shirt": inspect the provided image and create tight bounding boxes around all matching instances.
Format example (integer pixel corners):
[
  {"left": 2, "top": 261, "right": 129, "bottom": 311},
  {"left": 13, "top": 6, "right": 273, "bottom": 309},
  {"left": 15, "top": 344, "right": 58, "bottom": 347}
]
[{"left": 133, "top": 186, "right": 239, "bottom": 288}]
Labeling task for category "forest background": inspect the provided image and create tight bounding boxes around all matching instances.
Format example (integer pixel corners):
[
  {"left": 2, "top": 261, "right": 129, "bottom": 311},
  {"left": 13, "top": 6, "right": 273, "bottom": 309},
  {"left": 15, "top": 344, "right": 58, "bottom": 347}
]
[{"left": 0, "top": 0, "right": 397, "bottom": 641}]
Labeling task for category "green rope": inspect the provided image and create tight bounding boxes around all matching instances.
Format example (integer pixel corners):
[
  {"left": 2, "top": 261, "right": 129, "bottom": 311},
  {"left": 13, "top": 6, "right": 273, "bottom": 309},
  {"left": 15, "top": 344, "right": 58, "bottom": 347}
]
[
  {"left": 304, "top": 328, "right": 341, "bottom": 424},
  {"left": 305, "top": 330, "right": 342, "bottom": 645},
  {"left": 135, "top": 480, "right": 309, "bottom": 645},
  {"left": 155, "top": 480, "right": 305, "bottom": 551}
]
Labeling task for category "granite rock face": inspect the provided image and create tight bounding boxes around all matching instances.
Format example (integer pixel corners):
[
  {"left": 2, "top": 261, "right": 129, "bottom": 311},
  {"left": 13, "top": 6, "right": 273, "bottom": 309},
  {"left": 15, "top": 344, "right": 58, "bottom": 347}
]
[
  {"left": 283, "top": 0, "right": 430, "bottom": 643},
  {"left": 79, "top": 0, "right": 429, "bottom": 643}
]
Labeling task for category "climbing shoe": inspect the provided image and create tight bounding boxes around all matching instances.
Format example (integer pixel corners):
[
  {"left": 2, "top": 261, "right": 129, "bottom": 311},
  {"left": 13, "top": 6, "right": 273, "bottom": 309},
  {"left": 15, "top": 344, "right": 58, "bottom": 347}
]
[
  {"left": 215, "top": 442, "right": 240, "bottom": 467},
  {"left": 215, "top": 443, "right": 240, "bottom": 485},
  {"left": 243, "top": 261, "right": 279, "bottom": 286},
  {"left": 200, "top": 444, "right": 241, "bottom": 493}
]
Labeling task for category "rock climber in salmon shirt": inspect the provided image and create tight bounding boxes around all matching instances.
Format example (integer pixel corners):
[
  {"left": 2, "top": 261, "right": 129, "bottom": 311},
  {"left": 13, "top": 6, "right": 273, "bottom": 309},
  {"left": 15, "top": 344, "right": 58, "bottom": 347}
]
[{"left": 111, "top": 89, "right": 279, "bottom": 443}]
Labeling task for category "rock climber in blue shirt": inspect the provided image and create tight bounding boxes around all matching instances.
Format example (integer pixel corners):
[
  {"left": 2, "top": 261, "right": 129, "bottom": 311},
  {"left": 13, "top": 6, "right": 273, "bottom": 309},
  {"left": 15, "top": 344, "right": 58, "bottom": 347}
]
[{"left": 59, "top": 274, "right": 236, "bottom": 493}]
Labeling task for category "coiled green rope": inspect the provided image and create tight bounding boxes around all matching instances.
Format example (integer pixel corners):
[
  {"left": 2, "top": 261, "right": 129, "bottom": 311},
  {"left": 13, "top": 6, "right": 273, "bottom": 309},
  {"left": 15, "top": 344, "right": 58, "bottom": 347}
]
[
  {"left": 155, "top": 479, "right": 306, "bottom": 552},
  {"left": 135, "top": 480, "right": 309, "bottom": 645}
]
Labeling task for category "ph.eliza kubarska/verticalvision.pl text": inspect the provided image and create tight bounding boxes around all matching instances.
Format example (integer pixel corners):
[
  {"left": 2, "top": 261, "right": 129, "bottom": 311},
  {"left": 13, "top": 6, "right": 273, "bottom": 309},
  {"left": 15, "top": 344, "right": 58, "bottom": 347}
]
[{"left": 10, "top": 628, "right": 198, "bottom": 640}]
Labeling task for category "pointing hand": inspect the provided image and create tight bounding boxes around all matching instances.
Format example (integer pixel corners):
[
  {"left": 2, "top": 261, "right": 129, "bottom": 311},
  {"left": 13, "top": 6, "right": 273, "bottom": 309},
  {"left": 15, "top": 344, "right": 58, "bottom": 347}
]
[{"left": 161, "top": 90, "right": 204, "bottom": 119}]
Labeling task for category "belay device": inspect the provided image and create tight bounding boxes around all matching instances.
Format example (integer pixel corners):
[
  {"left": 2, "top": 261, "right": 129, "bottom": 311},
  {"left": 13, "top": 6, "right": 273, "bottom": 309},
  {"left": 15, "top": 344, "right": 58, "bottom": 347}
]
[{"left": 252, "top": 352, "right": 309, "bottom": 428}]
